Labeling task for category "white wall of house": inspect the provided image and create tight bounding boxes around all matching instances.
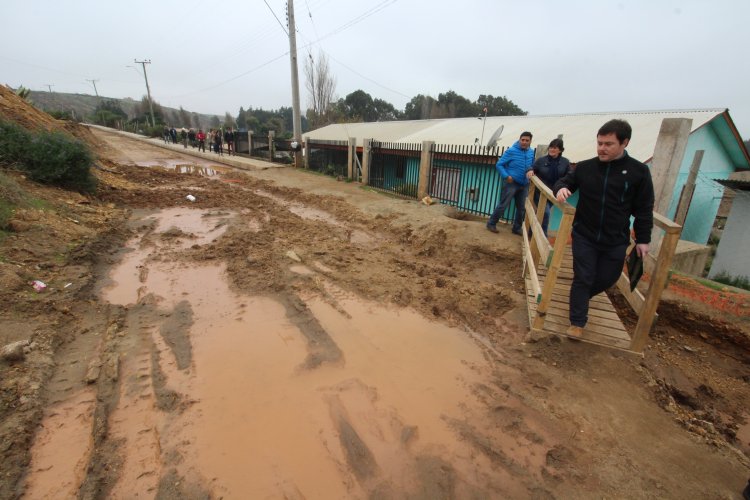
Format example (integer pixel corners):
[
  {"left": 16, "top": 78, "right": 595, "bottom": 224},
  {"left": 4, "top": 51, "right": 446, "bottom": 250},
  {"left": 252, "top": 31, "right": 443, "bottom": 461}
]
[{"left": 708, "top": 190, "right": 750, "bottom": 281}]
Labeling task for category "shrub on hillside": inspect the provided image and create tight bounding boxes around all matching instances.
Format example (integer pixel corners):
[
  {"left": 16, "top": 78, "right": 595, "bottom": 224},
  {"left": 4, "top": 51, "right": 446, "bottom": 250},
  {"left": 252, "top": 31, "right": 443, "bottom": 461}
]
[{"left": 0, "top": 119, "right": 97, "bottom": 193}]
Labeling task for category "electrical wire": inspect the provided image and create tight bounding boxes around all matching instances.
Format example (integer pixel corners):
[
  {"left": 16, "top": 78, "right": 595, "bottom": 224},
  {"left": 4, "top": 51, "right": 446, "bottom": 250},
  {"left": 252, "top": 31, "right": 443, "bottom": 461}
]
[{"left": 264, "top": 0, "right": 289, "bottom": 35}]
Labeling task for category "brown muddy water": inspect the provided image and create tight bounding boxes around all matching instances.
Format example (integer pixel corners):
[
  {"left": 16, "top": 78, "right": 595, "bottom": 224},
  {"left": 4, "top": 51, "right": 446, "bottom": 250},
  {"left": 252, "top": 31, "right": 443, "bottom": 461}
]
[{"left": 23, "top": 207, "right": 510, "bottom": 498}]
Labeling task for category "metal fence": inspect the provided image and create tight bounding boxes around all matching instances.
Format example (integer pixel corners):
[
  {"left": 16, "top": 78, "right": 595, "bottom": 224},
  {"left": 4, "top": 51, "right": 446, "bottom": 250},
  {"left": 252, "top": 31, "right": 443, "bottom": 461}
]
[
  {"left": 235, "top": 132, "right": 249, "bottom": 154},
  {"left": 308, "top": 139, "right": 349, "bottom": 177},
  {"left": 369, "top": 141, "right": 422, "bottom": 199},
  {"left": 429, "top": 144, "right": 516, "bottom": 222},
  {"left": 272, "top": 139, "right": 294, "bottom": 164},
  {"left": 250, "top": 134, "right": 270, "bottom": 160}
]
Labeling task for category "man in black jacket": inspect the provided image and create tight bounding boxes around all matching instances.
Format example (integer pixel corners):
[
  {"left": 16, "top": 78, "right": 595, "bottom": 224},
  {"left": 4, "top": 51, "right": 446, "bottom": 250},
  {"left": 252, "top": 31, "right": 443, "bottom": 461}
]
[{"left": 553, "top": 120, "right": 654, "bottom": 337}]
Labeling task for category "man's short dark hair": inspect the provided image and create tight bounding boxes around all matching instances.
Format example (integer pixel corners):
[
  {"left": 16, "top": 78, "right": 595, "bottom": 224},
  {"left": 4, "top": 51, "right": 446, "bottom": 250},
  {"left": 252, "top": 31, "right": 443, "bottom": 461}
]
[
  {"left": 598, "top": 120, "right": 632, "bottom": 144},
  {"left": 549, "top": 138, "right": 564, "bottom": 152},
  {"left": 520, "top": 131, "right": 533, "bottom": 139}
]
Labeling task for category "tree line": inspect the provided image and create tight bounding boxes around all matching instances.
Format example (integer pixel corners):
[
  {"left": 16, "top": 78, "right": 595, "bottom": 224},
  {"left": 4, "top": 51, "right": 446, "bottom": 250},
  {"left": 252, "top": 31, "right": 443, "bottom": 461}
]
[{"left": 69, "top": 50, "right": 527, "bottom": 140}]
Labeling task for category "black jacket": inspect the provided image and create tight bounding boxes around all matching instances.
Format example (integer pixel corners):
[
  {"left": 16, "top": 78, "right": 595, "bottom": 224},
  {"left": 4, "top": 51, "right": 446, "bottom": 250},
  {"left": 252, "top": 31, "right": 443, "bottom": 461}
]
[
  {"left": 532, "top": 154, "right": 572, "bottom": 189},
  {"left": 553, "top": 152, "right": 654, "bottom": 246}
]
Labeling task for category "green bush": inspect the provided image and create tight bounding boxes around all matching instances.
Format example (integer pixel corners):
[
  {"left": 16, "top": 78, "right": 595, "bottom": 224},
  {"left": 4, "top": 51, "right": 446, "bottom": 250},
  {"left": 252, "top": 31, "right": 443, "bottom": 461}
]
[
  {"left": 0, "top": 119, "right": 97, "bottom": 193},
  {"left": 0, "top": 120, "right": 32, "bottom": 165},
  {"left": 711, "top": 272, "right": 750, "bottom": 291}
]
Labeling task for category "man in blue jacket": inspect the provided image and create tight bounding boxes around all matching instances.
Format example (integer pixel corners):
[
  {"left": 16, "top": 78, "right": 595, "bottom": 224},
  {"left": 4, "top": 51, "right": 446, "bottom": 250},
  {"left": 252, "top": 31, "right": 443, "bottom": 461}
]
[
  {"left": 487, "top": 131, "right": 535, "bottom": 235},
  {"left": 554, "top": 120, "right": 654, "bottom": 338}
]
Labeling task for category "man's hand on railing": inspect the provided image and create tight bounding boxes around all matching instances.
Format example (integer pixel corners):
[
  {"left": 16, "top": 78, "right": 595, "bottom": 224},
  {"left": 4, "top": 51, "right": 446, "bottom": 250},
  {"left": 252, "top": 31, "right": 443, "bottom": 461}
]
[
  {"left": 556, "top": 187, "right": 572, "bottom": 203},
  {"left": 526, "top": 170, "right": 535, "bottom": 180},
  {"left": 635, "top": 243, "right": 649, "bottom": 258}
]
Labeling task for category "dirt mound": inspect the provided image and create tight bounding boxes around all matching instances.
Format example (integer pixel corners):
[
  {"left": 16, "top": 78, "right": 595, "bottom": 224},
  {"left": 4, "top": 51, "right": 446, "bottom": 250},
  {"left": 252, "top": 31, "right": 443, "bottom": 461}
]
[{"left": 0, "top": 85, "right": 102, "bottom": 150}]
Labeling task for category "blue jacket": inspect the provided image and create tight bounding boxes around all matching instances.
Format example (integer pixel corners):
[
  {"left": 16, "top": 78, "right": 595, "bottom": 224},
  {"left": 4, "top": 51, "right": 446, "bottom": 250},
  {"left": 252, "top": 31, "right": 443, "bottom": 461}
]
[{"left": 496, "top": 141, "right": 535, "bottom": 186}]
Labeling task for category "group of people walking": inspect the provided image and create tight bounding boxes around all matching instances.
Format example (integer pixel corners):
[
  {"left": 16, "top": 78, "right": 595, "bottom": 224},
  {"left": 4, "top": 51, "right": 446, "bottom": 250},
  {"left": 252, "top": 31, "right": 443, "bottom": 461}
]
[
  {"left": 487, "top": 119, "right": 654, "bottom": 339},
  {"left": 163, "top": 126, "right": 235, "bottom": 155}
]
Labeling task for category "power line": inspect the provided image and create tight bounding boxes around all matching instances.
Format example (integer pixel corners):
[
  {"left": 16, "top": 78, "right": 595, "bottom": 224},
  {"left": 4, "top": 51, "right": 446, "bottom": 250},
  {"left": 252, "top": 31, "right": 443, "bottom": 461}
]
[{"left": 264, "top": 0, "right": 288, "bottom": 35}]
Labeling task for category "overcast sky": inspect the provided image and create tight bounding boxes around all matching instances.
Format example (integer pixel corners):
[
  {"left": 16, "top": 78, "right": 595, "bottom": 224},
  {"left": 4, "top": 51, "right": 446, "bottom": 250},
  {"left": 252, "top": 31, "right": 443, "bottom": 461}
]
[{"left": 2, "top": 0, "right": 749, "bottom": 139}]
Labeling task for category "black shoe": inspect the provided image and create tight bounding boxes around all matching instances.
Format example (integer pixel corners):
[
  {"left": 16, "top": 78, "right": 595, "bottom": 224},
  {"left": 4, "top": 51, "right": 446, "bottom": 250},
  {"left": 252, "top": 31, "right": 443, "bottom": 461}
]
[
  {"left": 743, "top": 479, "right": 750, "bottom": 500},
  {"left": 512, "top": 229, "right": 522, "bottom": 236},
  {"left": 486, "top": 225, "right": 499, "bottom": 233}
]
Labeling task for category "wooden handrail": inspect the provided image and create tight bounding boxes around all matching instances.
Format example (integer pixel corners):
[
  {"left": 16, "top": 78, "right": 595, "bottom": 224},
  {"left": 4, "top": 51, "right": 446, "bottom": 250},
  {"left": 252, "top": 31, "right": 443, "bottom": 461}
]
[{"left": 524, "top": 173, "right": 682, "bottom": 352}]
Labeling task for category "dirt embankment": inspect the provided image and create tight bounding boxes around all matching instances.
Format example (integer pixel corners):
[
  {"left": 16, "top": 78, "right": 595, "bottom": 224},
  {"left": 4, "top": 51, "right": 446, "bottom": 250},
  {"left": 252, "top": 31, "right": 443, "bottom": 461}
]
[{"left": 1, "top": 93, "right": 749, "bottom": 498}]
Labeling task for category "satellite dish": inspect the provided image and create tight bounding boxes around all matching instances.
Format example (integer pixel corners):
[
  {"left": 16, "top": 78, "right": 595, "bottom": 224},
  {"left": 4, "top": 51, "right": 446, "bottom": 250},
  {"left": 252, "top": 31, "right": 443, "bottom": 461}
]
[{"left": 486, "top": 124, "right": 504, "bottom": 148}]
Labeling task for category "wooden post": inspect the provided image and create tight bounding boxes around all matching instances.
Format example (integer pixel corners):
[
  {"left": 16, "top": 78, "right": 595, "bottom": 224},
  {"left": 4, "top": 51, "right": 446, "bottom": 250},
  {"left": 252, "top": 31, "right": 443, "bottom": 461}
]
[
  {"left": 673, "top": 150, "right": 704, "bottom": 227},
  {"left": 417, "top": 141, "right": 434, "bottom": 200},
  {"left": 268, "top": 130, "right": 275, "bottom": 160},
  {"left": 347, "top": 138, "right": 356, "bottom": 179},
  {"left": 361, "top": 139, "right": 372, "bottom": 185},
  {"left": 650, "top": 118, "right": 692, "bottom": 250},
  {"left": 248, "top": 131, "right": 253, "bottom": 156},
  {"left": 533, "top": 205, "right": 575, "bottom": 330},
  {"left": 630, "top": 229, "right": 681, "bottom": 352},
  {"left": 304, "top": 136, "right": 311, "bottom": 169}
]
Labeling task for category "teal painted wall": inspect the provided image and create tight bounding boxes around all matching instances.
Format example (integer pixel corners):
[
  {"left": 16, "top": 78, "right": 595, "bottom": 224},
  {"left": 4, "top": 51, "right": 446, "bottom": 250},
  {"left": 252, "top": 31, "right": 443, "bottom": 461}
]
[{"left": 663, "top": 123, "right": 734, "bottom": 244}]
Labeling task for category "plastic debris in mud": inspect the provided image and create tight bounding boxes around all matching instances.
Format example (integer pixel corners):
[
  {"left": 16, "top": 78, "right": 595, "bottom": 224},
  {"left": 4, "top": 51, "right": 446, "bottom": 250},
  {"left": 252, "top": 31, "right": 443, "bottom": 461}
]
[
  {"left": 186, "top": 194, "right": 196, "bottom": 202},
  {"left": 31, "top": 280, "right": 47, "bottom": 292}
]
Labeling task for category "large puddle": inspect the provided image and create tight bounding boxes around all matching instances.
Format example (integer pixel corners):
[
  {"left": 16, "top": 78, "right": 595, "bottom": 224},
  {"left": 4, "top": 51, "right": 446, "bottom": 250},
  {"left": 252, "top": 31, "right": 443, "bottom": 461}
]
[{"left": 25, "top": 207, "right": 535, "bottom": 497}]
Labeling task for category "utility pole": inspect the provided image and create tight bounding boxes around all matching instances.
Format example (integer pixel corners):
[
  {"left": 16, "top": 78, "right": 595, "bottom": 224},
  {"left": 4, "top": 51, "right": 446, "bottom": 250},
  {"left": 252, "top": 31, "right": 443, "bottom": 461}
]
[
  {"left": 134, "top": 59, "right": 156, "bottom": 128},
  {"left": 86, "top": 79, "right": 99, "bottom": 97},
  {"left": 287, "top": 0, "right": 303, "bottom": 166},
  {"left": 45, "top": 84, "right": 54, "bottom": 93}
]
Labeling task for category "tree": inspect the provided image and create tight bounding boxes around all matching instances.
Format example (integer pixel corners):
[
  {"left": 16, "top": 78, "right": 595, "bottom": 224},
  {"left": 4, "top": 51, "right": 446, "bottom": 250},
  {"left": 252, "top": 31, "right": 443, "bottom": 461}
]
[
  {"left": 223, "top": 112, "right": 236, "bottom": 129},
  {"left": 403, "top": 94, "right": 436, "bottom": 120},
  {"left": 179, "top": 106, "right": 191, "bottom": 127},
  {"left": 304, "top": 51, "right": 337, "bottom": 129},
  {"left": 435, "top": 91, "right": 476, "bottom": 118},
  {"left": 236, "top": 107, "right": 248, "bottom": 130},
  {"left": 92, "top": 100, "right": 127, "bottom": 127},
  {"left": 210, "top": 115, "right": 221, "bottom": 128},
  {"left": 373, "top": 98, "right": 400, "bottom": 121},
  {"left": 476, "top": 94, "right": 526, "bottom": 116}
]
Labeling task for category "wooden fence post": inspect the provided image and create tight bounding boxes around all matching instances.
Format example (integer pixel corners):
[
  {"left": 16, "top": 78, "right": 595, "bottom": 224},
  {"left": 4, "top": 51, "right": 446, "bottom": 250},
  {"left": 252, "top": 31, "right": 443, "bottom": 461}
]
[
  {"left": 361, "top": 139, "right": 372, "bottom": 185},
  {"left": 417, "top": 141, "right": 434, "bottom": 200},
  {"left": 347, "top": 137, "right": 356, "bottom": 179}
]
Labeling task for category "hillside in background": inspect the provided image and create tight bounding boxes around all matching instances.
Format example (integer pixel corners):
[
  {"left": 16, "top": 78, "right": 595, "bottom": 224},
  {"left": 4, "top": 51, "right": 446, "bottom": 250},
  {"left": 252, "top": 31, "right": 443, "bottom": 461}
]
[{"left": 27, "top": 90, "right": 219, "bottom": 128}]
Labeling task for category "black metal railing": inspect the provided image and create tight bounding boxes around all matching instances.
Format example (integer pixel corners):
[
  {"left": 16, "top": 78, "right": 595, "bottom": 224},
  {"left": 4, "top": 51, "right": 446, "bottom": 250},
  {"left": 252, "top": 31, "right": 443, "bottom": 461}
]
[
  {"left": 251, "top": 134, "right": 270, "bottom": 159},
  {"left": 235, "top": 132, "right": 249, "bottom": 154},
  {"left": 369, "top": 141, "right": 422, "bottom": 199},
  {"left": 429, "top": 144, "right": 516, "bottom": 222},
  {"left": 308, "top": 139, "right": 349, "bottom": 177}
]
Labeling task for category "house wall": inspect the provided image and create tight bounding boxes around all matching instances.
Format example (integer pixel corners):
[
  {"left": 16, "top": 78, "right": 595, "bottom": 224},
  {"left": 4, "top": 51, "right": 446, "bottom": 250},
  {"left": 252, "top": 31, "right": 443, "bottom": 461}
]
[
  {"left": 663, "top": 123, "right": 734, "bottom": 244},
  {"left": 708, "top": 191, "right": 750, "bottom": 281}
]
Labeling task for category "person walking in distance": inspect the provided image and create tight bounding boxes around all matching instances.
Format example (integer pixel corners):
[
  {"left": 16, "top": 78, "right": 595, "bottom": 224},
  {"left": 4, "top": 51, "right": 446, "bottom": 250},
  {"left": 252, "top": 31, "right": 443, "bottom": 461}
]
[
  {"left": 214, "top": 129, "right": 223, "bottom": 155},
  {"left": 196, "top": 129, "right": 206, "bottom": 152},
  {"left": 486, "top": 131, "right": 535, "bottom": 235},
  {"left": 528, "top": 138, "right": 572, "bottom": 236},
  {"left": 224, "top": 128, "right": 234, "bottom": 156},
  {"left": 553, "top": 119, "right": 654, "bottom": 338}
]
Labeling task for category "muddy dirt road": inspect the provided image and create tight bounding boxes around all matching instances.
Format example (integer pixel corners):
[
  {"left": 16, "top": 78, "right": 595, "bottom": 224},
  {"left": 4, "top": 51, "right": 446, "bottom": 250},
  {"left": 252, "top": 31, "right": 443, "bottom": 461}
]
[{"left": 2, "top": 127, "right": 749, "bottom": 498}]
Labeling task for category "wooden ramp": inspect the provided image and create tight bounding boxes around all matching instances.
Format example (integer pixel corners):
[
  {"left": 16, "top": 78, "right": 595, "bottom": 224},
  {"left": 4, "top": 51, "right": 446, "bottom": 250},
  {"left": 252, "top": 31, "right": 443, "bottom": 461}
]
[
  {"left": 525, "top": 248, "right": 633, "bottom": 351},
  {"left": 522, "top": 177, "right": 682, "bottom": 354}
]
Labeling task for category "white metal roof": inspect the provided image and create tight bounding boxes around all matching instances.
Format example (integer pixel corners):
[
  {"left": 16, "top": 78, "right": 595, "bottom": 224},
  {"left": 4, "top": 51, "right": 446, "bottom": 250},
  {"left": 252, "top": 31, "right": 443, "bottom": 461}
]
[{"left": 304, "top": 109, "right": 730, "bottom": 164}]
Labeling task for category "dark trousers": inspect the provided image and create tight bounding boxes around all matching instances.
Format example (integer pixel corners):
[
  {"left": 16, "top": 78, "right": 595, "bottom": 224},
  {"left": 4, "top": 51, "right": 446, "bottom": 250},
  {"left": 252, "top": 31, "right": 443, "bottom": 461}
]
[
  {"left": 488, "top": 182, "right": 528, "bottom": 233},
  {"left": 198, "top": 140, "right": 205, "bottom": 152},
  {"left": 569, "top": 229, "right": 628, "bottom": 327}
]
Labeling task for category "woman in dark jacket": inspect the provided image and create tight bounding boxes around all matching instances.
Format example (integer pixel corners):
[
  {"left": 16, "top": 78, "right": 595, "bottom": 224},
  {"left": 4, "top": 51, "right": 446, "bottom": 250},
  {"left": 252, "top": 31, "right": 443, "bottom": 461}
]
[{"left": 530, "top": 138, "right": 571, "bottom": 235}]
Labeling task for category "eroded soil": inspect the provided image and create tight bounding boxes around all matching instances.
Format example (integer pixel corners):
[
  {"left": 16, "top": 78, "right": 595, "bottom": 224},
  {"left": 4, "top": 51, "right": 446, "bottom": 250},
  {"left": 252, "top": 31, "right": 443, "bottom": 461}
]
[{"left": 1, "top": 126, "right": 749, "bottom": 499}]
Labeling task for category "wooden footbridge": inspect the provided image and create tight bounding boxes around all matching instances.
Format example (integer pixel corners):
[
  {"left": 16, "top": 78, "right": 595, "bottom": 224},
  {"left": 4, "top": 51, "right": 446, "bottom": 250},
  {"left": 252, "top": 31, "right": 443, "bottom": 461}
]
[{"left": 522, "top": 177, "right": 682, "bottom": 354}]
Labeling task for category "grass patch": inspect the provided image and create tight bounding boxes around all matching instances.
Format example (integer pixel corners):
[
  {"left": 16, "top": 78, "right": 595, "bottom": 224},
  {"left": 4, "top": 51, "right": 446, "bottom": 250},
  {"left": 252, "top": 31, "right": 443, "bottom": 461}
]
[{"left": 711, "top": 272, "right": 750, "bottom": 292}]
